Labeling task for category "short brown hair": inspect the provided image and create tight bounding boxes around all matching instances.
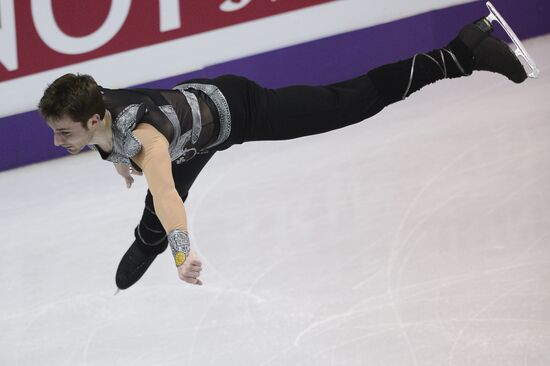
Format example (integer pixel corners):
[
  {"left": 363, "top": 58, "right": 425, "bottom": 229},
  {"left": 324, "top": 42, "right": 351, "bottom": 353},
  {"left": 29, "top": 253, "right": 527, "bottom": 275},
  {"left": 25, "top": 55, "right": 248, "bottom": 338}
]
[{"left": 38, "top": 73, "right": 105, "bottom": 128}]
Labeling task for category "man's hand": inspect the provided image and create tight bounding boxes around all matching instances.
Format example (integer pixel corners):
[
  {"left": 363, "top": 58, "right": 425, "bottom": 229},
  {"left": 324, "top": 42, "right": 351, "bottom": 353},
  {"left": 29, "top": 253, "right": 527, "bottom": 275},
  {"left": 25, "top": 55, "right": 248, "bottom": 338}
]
[
  {"left": 177, "top": 251, "right": 203, "bottom": 285},
  {"left": 113, "top": 163, "right": 142, "bottom": 188}
]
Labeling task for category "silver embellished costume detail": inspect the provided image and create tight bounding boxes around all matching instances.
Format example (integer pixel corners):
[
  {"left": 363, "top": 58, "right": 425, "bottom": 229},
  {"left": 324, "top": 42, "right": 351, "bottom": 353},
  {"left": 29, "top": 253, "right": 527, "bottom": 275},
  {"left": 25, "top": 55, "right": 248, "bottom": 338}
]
[
  {"left": 402, "top": 48, "right": 470, "bottom": 100},
  {"left": 158, "top": 105, "right": 181, "bottom": 142},
  {"left": 181, "top": 91, "right": 202, "bottom": 144},
  {"left": 174, "top": 146, "right": 197, "bottom": 164},
  {"left": 88, "top": 103, "right": 144, "bottom": 165},
  {"left": 158, "top": 104, "right": 199, "bottom": 163},
  {"left": 168, "top": 229, "right": 191, "bottom": 259},
  {"left": 174, "top": 83, "right": 232, "bottom": 151}
]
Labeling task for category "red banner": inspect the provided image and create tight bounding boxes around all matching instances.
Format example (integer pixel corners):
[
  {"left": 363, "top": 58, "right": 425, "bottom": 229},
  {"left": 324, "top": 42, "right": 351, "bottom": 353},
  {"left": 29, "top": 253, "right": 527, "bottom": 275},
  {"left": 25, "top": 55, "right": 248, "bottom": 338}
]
[{"left": 0, "top": 0, "right": 334, "bottom": 82}]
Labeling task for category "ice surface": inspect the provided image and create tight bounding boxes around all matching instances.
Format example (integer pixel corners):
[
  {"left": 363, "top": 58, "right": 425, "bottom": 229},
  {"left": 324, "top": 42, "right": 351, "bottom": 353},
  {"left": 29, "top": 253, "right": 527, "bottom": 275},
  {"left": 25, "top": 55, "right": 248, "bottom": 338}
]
[{"left": 1, "top": 35, "right": 549, "bottom": 366}]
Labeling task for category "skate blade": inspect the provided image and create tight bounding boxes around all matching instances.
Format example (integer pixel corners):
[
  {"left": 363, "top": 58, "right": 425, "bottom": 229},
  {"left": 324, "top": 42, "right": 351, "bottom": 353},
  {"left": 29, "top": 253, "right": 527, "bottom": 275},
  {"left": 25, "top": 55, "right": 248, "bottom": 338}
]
[{"left": 485, "top": 1, "right": 540, "bottom": 78}]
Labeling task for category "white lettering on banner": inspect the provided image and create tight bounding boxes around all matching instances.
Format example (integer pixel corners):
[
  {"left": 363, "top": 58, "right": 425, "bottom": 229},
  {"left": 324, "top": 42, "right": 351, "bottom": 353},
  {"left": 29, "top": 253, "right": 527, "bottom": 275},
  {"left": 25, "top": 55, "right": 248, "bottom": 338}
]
[
  {"left": 159, "top": 0, "right": 181, "bottom": 32},
  {"left": 220, "top": 0, "right": 253, "bottom": 12},
  {"left": 0, "top": 0, "right": 17, "bottom": 71},
  {"left": 31, "top": 0, "right": 131, "bottom": 55}
]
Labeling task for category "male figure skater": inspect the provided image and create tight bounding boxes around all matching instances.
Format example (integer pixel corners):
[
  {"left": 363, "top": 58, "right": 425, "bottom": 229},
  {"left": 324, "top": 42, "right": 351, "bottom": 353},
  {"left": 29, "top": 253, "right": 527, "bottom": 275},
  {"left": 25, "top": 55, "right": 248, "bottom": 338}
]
[{"left": 38, "top": 5, "right": 537, "bottom": 290}]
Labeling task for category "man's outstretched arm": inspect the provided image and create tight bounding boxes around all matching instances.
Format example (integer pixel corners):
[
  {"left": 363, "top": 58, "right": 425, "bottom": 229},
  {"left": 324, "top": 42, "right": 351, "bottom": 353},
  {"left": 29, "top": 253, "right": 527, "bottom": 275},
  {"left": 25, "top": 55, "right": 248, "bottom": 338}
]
[{"left": 132, "top": 123, "right": 203, "bottom": 285}]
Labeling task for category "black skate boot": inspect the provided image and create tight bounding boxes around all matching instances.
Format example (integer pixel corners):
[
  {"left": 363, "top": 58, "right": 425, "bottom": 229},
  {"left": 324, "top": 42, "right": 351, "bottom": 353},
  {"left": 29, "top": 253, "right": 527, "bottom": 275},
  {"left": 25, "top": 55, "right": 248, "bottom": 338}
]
[
  {"left": 115, "top": 208, "right": 168, "bottom": 290},
  {"left": 449, "top": 18, "right": 527, "bottom": 83}
]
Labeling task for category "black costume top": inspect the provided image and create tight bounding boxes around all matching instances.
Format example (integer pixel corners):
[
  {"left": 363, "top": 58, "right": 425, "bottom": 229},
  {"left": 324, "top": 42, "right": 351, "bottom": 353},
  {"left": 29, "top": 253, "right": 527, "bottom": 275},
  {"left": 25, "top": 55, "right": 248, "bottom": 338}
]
[{"left": 89, "top": 83, "right": 231, "bottom": 168}]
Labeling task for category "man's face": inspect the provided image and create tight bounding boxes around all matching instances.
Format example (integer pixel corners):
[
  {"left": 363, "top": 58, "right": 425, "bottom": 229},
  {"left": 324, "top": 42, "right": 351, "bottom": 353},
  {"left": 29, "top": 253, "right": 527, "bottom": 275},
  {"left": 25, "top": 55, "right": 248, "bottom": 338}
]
[{"left": 48, "top": 115, "right": 94, "bottom": 154}]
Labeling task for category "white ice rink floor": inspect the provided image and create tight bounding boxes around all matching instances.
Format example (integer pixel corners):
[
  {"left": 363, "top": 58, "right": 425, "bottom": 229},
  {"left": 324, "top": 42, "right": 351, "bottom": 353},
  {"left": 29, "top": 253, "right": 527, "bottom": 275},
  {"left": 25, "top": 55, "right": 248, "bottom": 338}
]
[{"left": 2, "top": 35, "right": 550, "bottom": 366}]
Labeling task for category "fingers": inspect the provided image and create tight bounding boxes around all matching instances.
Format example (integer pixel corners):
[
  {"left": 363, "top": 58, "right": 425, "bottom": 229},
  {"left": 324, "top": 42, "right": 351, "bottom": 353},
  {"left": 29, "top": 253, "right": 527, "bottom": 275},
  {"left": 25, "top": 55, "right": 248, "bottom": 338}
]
[
  {"left": 125, "top": 176, "right": 134, "bottom": 189},
  {"left": 192, "top": 260, "right": 202, "bottom": 269},
  {"left": 127, "top": 165, "right": 142, "bottom": 176},
  {"left": 189, "top": 260, "right": 202, "bottom": 268},
  {"left": 181, "top": 275, "right": 203, "bottom": 286},
  {"left": 176, "top": 250, "right": 204, "bottom": 285},
  {"left": 187, "top": 278, "right": 203, "bottom": 286},
  {"left": 185, "top": 270, "right": 201, "bottom": 277},
  {"left": 114, "top": 163, "right": 136, "bottom": 189},
  {"left": 179, "top": 261, "right": 203, "bottom": 285},
  {"left": 114, "top": 163, "right": 141, "bottom": 188},
  {"left": 184, "top": 268, "right": 202, "bottom": 279}
]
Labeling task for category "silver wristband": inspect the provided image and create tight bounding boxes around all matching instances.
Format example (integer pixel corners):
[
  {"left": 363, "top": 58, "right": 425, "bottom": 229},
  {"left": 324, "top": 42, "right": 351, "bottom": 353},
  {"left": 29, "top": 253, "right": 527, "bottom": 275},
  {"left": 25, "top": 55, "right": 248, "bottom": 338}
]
[{"left": 168, "top": 230, "right": 191, "bottom": 266}]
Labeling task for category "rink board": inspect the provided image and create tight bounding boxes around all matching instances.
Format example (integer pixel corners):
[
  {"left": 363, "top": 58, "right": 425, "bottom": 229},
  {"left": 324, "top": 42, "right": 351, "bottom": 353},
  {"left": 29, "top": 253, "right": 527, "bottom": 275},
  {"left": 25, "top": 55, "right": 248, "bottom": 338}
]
[{"left": 0, "top": 0, "right": 549, "bottom": 171}]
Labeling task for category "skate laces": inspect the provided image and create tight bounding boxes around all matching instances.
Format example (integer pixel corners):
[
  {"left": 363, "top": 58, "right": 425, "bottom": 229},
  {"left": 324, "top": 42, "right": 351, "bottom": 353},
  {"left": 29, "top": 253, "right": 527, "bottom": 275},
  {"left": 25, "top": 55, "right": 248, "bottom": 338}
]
[{"left": 402, "top": 49, "right": 471, "bottom": 100}]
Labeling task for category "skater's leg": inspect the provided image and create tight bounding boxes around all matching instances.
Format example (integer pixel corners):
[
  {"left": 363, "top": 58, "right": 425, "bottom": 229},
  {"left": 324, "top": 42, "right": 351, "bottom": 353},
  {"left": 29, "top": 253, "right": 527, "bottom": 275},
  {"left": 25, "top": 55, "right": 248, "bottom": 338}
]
[
  {"left": 115, "top": 152, "right": 216, "bottom": 289},
  {"left": 244, "top": 75, "right": 386, "bottom": 141},
  {"left": 367, "top": 39, "right": 474, "bottom": 106},
  {"left": 242, "top": 16, "right": 529, "bottom": 142},
  {"left": 173, "top": 6, "right": 531, "bottom": 148}
]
